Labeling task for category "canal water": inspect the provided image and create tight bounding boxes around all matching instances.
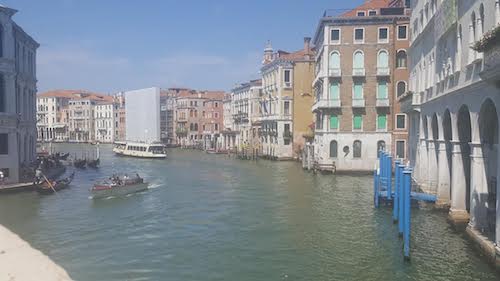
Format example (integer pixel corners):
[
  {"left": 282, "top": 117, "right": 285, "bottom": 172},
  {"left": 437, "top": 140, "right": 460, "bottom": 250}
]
[{"left": 0, "top": 144, "right": 498, "bottom": 281}]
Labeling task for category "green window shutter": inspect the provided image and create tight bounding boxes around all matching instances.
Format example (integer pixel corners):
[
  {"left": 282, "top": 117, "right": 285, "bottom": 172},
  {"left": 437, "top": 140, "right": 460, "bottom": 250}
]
[
  {"left": 377, "top": 115, "right": 387, "bottom": 129},
  {"left": 377, "top": 81, "right": 387, "bottom": 99},
  {"left": 330, "top": 82, "right": 339, "bottom": 100},
  {"left": 330, "top": 115, "right": 338, "bottom": 129},
  {"left": 354, "top": 83, "right": 363, "bottom": 99},
  {"left": 353, "top": 115, "right": 362, "bottom": 129}
]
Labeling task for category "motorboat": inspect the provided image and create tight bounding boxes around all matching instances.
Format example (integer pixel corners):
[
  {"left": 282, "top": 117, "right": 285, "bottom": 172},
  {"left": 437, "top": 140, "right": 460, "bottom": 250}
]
[{"left": 91, "top": 174, "right": 148, "bottom": 199}]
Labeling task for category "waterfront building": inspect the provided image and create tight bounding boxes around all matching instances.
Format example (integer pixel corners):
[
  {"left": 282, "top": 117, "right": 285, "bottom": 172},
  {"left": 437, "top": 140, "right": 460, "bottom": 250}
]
[
  {"left": 160, "top": 89, "right": 178, "bottom": 145},
  {"left": 221, "top": 92, "right": 237, "bottom": 150},
  {"left": 401, "top": 0, "right": 500, "bottom": 263},
  {"left": 310, "top": 0, "right": 410, "bottom": 172},
  {"left": 124, "top": 87, "right": 161, "bottom": 143},
  {"left": 259, "top": 38, "right": 315, "bottom": 160},
  {"left": 94, "top": 101, "right": 115, "bottom": 143},
  {"left": 227, "top": 79, "right": 262, "bottom": 154},
  {"left": 174, "top": 89, "right": 224, "bottom": 148},
  {"left": 0, "top": 5, "right": 39, "bottom": 184},
  {"left": 114, "top": 92, "right": 126, "bottom": 141},
  {"left": 36, "top": 93, "right": 70, "bottom": 142}
]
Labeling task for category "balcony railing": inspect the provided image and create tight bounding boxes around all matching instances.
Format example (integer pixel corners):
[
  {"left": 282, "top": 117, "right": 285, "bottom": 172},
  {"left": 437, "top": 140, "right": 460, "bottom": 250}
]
[
  {"left": 376, "top": 67, "right": 390, "bottom": 76},
  {"left": 312, "top": 99, "right": 341, "bottom": 111},
  {"left": 328, "top": 68, "right": 341, "bottom": 77},
  {"left": 479, "top": 43, "right": 500, "bottom": 84},
  {"left": 352, "top": 68, "right": 365, "bottom": 77},
  {"left": 376, "top": 98, "right": 390, "bottom": 107},
  {"left": 352, "top": 98, "right": 365, "bottom": 108}
]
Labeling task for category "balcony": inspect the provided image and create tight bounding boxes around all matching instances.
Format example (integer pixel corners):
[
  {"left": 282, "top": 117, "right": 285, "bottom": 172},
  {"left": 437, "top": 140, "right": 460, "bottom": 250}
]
[
  {"left": 175, "top": 128, "right": 188, "bottom": 136},
  {"left": 376, "top": 98, "right": 390, "bottom": 107},
  {"left": 352, "top": 68, "right": 365, "bottom": 77},
  {"left": 352, "top": 98, "right": 365, "bottom": 108},
  {"left": 233, "top": 111, "right": 249, "bottom": 123},
  {"left": 177, "top": 117, "right": 187, "bottom": 122},
  {"left": 312, "top": 99, "right": 341, "bottom": 112},
  {"left": 479, "top": 43, "right": 500, "bottom": 84},
  {"left": 328, "top": 68, "right": 341, "bottom": 77},
  {"left": 376, "top": 67, "right": 390, "bottom": 76}
]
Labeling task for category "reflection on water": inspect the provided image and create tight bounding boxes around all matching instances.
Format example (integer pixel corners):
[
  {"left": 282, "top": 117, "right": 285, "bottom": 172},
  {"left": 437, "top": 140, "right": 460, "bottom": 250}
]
[{"left": 0, "top": 144, "right": 498, "bottom": 281}]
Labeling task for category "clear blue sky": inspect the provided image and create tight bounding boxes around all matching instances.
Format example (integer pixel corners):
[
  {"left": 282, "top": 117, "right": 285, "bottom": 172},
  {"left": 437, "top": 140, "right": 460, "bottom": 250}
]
[{"left": 6, "top": 0, "right": 363, "bottom": 94}]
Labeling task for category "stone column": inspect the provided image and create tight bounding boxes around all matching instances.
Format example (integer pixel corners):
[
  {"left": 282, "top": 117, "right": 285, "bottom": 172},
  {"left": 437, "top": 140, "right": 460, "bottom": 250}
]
[
  {"left": 496, "top": 0, "right": 500, "bottom": 25},
  {"left": 449, "top": 140, "right": 469, "bottom": 224},
  {"left": 469, "top": 141, "right": 489, "bottom": 230},
  {"left": 469, "top": 23, "right": 476, "bottom": 63},
  {"left": 476, "top": 18, "right": 484, "bottom": 60},
  {"left": 418, "top": 138, "right": 428, "bottom": 186},
  {"left": 436, "top": 139, "right": 451, "bottom": 206},
  {"left": 427, "top": 139, "right": 439, "bottom": 194}
]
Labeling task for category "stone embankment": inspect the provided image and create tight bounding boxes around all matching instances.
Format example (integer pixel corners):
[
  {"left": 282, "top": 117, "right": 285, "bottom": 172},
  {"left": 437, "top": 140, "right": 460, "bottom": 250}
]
[{"left": 0, "top": 225, "right": 72, "bottom": 281}]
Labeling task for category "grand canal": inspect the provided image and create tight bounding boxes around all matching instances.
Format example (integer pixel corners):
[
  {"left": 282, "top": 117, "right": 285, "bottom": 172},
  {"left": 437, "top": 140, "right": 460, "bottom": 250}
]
[{"left": 0, "top": 144, "right": 498, "bottom": 280}]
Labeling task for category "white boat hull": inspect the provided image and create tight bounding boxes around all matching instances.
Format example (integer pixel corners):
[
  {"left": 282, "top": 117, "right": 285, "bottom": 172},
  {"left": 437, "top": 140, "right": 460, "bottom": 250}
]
[
  {"left": 113, "top": 147, "right": 166, "bottom": 158},
  {"left": 91, "top": 182, "right": 149, "bottom": 199}
]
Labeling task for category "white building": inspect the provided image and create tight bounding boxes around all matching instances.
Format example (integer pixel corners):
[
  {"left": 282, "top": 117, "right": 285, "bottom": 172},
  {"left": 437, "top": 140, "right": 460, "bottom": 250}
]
[
  {"left": 229, "top": 79, "right": 262, "bottom": 151},
  {"left": 36, "top": 95, "right": 69, "bottom": 142},
  {"left": 0, "top": 5, "right": 38, "bottom": 184},
  {"left": 94, "top": 101, "right": 115, "bottom": 143},
  {"left": 402, "top": 0, "right": 500, "bottom": 265},
  {"left": 125, "top": 87, "right": 161, "bottom": 143}
]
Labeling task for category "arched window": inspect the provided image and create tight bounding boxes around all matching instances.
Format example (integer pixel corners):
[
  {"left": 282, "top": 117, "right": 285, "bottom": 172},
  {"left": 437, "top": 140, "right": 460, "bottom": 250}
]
[
  {"left": 329, "top": 140, "right": 338, "bottom": 158},
  {"left": 330, "top": 51, "right": 340, "bottom": 69},
  {"left": 397, "top": 81, "right": 406, "bottom": 97},
  {"left": 194, "top": 123, "right": 198, "bottom": 131},
  {"left": 353, "top": 51, "right": 364, "bottom": 69},
  {"left": 396, "top": 50, "right": 407, "bottom": 68},
  {"left": 469, "top": 12, "right": 477, "bottom": 63},
  {"left": 353, "top": 140, "right": 362, "bottom": 158},
  {"left": 377, "top": 140, "right": 386, "bottom": 158},
  {"left": 377, "top": 50, "right": 389, "bottom": 68},
  {"left": 190, "top": 123, "right": 194, "bottom": 131},
  {"left": 479, "top": 4, "right": 485, "bottom": 37}
]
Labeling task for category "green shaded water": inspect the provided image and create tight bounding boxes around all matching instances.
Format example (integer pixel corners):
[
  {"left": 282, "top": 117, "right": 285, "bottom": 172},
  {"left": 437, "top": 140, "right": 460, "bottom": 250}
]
[{"left": 0, "top": 144, "right": 498, "bottom": 280}]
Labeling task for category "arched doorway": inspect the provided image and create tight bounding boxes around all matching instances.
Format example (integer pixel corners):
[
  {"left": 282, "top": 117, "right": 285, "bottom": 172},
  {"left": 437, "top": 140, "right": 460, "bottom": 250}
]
[
  {"left": 458, "top": 105, "right": 472, "bottom": 212},
  {"left": 478, "top": 99, "right": 498, "bottom": 237}
]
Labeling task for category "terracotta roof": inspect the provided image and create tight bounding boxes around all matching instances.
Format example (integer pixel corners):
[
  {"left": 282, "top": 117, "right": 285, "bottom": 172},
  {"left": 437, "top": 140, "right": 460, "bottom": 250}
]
[
  {"left": 38, "top": 90, "right": 113, "bottom": 102},
  {"left": 340, "top": 0, "right": 391, "bottom": 17}
]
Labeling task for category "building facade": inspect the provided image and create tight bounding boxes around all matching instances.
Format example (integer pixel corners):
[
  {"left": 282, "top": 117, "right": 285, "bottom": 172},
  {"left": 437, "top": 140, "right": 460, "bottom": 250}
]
[
  {"left": 160, "top": 89, "right": 178, "bottom": 145},
  {"left": 259, "top": 38, "right": 315, "bottom": 160},
  {"left": 36, "top": 95, "right": 69, "bottom": 142},
  {"left": 402, "top": 0, "right": 500, "bottom": 263},
  {"left": 311, "top": 0, "right": 410, "bottom": 172},
  {"left": 114, "top": 92, "right": 125, "bottom": 141},
  {"left": 125, "top": 87, "right": 161, "bottom": 143},
  {"left": 0, "top": 5, "right": 38, "bottom": 183},
  {"left": 94, "top": 101, "right": 115, "bottom": 143}
]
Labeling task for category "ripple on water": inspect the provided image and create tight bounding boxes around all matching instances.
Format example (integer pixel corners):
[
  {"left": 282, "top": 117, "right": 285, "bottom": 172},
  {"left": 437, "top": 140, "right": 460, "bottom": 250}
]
[{"left": 0, "top": 145, "right": 498, "bottom": 281}]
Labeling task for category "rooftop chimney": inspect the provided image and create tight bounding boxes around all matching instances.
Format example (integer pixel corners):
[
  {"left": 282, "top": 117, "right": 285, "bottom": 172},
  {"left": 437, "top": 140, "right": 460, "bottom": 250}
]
[{"left": 304, "top": 37, "right": 311, "bottom": 53}]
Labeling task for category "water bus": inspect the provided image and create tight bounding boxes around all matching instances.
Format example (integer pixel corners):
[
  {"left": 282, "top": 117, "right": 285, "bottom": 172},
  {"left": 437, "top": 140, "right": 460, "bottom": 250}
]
[{"left": 113, "top": 141, "right": 167, "bottom": 158}]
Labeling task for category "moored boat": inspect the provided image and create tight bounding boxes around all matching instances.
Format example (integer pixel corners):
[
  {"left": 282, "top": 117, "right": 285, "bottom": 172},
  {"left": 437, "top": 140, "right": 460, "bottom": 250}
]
[
  {"left": 91, "top": 174, "right": 148, "bottom": 199},
  {"left": 36, "top": 172, "right": 75, "bottom": 195},
  {"left": 113, "top": 141, "right": 166, "bottom": 158}
]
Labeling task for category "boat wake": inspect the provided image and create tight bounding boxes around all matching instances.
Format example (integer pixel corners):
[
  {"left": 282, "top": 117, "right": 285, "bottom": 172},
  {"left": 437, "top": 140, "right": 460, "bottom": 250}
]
[{"left": 148, "top": 183, "right": 163, "bottom": 190}]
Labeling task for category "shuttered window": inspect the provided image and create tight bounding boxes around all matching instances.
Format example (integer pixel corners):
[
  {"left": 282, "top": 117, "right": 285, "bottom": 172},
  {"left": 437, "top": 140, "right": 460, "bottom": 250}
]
[
  {"left": 353, "top": 115, "right": 362, "bottom": 130},
  {"left": 353, "top": 83, "right": 363, "bottom": 99},
  {"left": 330, "top": 82, "right": 339, "bottom": 100},
  {"left": 377, "top": 114, "right": 387, "bottom": 130},
  {"left": 330, "top": 115, "right": 339, "bottom": 130},
  {"left": 377, "top": 81, "right": 388, "bottom": 99}
]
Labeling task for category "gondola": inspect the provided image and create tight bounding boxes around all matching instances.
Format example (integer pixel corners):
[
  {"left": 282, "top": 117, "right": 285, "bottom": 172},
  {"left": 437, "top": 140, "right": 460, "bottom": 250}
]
[
  {"left": 74, "top": 159, "right": 87, "bottom": 169},
  {"left": 87, "top": 158, "right": 100, "bottom": 169},
  {"left": 59, "top": 152, "right": 70, "bottom": 160},
  {"left": 36, "top": 172, "right": 75, "bottom": 195}
]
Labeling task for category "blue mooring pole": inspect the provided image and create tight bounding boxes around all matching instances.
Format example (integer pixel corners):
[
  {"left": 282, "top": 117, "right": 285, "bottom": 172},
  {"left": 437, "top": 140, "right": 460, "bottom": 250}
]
[
  {"left": 398, "top": 164, "right": 405, "bottom": 236},
  {"left": 374, "top": 168, "right": 379, "bottom": 208},
  {"left": 403, "top": 168, "right": 412, "bottom": 260},
  {"left": 393, "top": 160, "right": 400, "bottom": 222},
  {"left": 387, "top": 154, "right": 392, "bottom": 202}
]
